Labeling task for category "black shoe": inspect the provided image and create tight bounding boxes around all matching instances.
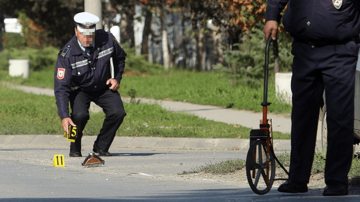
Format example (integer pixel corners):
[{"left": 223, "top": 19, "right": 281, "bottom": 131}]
[
  {"left": 69, "top": 151, "right": 82, "bottom": 157},
  {"left": 93, "top": 144, "right": 112, "bottom": 156},
  {"left": 278, "top": 180, "right": 308, "bottom": 193},
  {"left": 323, "top": 184, "right": 348, "bottom": 196}
]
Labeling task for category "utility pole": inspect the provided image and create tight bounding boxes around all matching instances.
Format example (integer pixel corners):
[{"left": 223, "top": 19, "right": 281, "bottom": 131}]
[{"left": 84, "top": 0, "right": 102, "bottom": 30}]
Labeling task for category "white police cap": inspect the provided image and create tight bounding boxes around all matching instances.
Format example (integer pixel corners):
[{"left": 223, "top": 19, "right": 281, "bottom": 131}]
[{"left": 74, "top": 12, "right": 100, "bottom": 35}]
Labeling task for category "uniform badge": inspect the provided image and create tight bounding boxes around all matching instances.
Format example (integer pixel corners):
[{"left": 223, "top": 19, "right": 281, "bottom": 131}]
[
  {"left": 57, "top": 68, "right": 65, "bottom": 80},
  {"left": 332, "top": 0, "right": 343, "bottom": 10}
]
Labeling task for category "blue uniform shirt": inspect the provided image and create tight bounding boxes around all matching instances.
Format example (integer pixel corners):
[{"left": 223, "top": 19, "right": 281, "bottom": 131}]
[
  {"left": 266, "top": 0, "right": 360, "bottom": 42},
  {"left": 54, "top": 29, "right": 127, "bottom": 120}
]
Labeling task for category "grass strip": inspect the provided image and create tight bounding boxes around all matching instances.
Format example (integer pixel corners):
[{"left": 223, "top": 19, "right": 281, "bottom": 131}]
[
  {"left": 120, "top": 70, "right": 292, "bottom": 114},
  {"left": 181, "top": 151, "right": 360, "bottom": 188},
  {"left": 0, "top": 83, "right": 290, "bottom": 139},
  {"left": 0, "top": 69, "right": 293, "bottom": 114}
]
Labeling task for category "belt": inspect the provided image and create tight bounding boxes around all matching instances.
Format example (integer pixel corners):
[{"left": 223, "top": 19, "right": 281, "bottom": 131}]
[
  {"left": 71, "top": 86, "right": 79, "bottom": 91},
  {"left": 72, "top": 85, "right": 108, "bottom": 93},
  {"left": 294, "top": 38, "right": 354, "bottom": 47}
]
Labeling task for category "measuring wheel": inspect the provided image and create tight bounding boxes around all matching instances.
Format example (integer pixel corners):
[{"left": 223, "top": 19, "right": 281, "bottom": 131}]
[
  {"left": 246, "top": 139, "right": 276, "bottom": 195},
  {"left": 245, "top": 37, "right": 285, "bottom": 195}
]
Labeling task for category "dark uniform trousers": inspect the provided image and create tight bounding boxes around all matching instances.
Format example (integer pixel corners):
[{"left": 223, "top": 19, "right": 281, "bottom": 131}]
[
  {"left": 289, "top": 39, "right": 358, "bottom": 186},
  {"left": 69, "top": 88, "right": 126, "bottom": 152}
]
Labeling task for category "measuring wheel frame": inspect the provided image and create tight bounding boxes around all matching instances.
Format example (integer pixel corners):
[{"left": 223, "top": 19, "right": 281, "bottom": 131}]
[{"left": 246, "top": 137, "right": 276, "bottom": 195}]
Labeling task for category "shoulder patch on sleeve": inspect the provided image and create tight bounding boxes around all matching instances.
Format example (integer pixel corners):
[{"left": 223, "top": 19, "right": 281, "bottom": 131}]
[{"left": 57, "top": 68, "right": 66, "bottom": 80}]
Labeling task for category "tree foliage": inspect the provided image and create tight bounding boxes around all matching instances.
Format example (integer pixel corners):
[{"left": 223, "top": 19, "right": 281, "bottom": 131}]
[
  {"left": 178, "top": 0, "right": 240, "bottom": 41},
  {"left": 173, "top": 0, "right": 241, "bottom": 70},
  {"left": 0, "top": 0, "right": 83, "bottom": 48},
  {"left": 109, "top": 0, "right": 137, "bottom": 47},
  {"left": 221, "top": 0, "right": 266, "bottom": 30},
  {"left": 221, "top": 0, "right": 289, "bottom": 34},
  {"left": 17, "top": 12, "right": 48, "bottom": 48}
]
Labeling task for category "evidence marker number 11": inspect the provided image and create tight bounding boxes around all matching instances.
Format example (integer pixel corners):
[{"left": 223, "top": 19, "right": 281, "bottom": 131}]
[{"left": 53, "top": 154, "right": 65, "bottom": 167}]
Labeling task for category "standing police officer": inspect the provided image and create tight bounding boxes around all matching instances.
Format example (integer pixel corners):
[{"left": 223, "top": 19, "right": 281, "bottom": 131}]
[
  {"left": 264, "top": 0, "right": 360, "bottom": 196},
  {"left": 54, "top": 12, "right": 127, "bottom": 157}
]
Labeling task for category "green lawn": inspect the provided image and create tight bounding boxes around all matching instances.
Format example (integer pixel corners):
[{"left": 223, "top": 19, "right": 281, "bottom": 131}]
[
  {"left": 0, "top": 83, "right": 290, "bottom": 139},
  {"left": 0, "top": 69, "right": 292, "bottom": 114}
]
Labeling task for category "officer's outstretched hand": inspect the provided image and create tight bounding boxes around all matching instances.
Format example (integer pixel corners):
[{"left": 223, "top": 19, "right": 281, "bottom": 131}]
[
  {"left": 106, "top": 78, "right": 120, "bottom": 91},
  {"left": 61, "top": 118, "right": 76, "bottom": 135},
  {"left": 264, "top": 20, "right": 278, "bottom": 41}
]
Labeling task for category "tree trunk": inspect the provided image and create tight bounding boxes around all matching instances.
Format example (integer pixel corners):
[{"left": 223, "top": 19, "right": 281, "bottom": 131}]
[
  {"left": 123, "top": 5, "right": 135, "bottom": 48},
  {"left": 141, "top": 7, "right": 152, "bottom": 56},
  {"left": 196, "top": 25, "right": 205, "bottom": 71},
  {"left": 127, "top": 14, "right": 135, "bottom": 48},
  {"left": 120, "top": 13, "right": 127, "bottom": 44},
  {"left": 0, "top": 11, "right": 3, "bottom": 52},
  {"left": 168, "top": 41, "right": 173, "bottom": 67},
  {"left": 161, "top": 1, "right": 169, "bottom": 70},
  {"left": 162, "top": 29, "right": 169, "bottom": 70},
  {"left": 103, "top": 0, "right": 111, "bottom": 32},
  {"left": 181, "top": 15, "right": 188, "bottom": 69},
  {"left": 212, "top": 24, "right": 223, "bottom": 66}
]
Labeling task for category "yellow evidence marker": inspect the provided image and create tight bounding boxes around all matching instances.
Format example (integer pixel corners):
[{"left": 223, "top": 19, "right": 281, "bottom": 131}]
[
  {"left": 53, "top": 155, "right": 65, "bottom": 167},
  {"left": 63, "top": 125, "right": 78, "bottom": 142}
]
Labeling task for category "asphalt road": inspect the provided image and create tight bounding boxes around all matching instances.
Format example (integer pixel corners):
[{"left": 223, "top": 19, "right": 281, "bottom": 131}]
[
  {"left": 1, "top": 145, "right": 360, "bottom": 201},
  {"left": 1, "top": 84, "right": 360, "bottom": 200}
]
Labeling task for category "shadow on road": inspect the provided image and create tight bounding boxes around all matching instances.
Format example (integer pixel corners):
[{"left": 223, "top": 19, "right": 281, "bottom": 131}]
[{"left": 2, "top": 188, "right": 360, "bottom": 202}]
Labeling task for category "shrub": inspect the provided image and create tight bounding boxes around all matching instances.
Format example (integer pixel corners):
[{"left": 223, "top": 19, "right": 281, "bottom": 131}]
[
  {"left": 2, "top": 33, "right": 26, "bottom": 50},
  {"left": 29, "top": 47, "right": 58, "bottom": 71},
  {"left": 122, "top": 44, "right": 164, "bottom": 75},
  {"left": 0, "top": 43, "right": 163, "bottom": 74},
  {"left": 214, "top": 23, "right": 293, "bottom": 89},
  {"left": 0, "top": 46, "right": 58, "bottom": 71}
]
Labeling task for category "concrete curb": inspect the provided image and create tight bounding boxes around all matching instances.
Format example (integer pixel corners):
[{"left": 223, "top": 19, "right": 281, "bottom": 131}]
[
  {"left": 0, "top": 135, "right": 292, "bottom": 151},
  {"left": 2, "top": 135, "right": 358, "bottom": 152}
]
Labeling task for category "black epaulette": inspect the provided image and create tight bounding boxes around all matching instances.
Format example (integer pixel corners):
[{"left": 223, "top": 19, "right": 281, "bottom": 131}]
[
  {"left": 96, "top": 29, "right": 105, "bottom": 35},
  {"left": 60, "top": 45, "right": 71, "bottom": 58}
]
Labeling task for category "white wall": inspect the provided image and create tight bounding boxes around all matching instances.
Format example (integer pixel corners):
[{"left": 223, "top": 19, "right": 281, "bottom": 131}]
[
  {"left": 4, "top": 18, "right": 22, "bottom": 33},
  {"left": 275, "top": 72, "right": 292, "bottom": 105}
]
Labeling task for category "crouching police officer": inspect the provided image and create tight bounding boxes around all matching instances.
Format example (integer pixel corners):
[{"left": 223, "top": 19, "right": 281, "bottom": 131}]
[{"left": 54, "top": 12, "right": 127, "bottom": 157}]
